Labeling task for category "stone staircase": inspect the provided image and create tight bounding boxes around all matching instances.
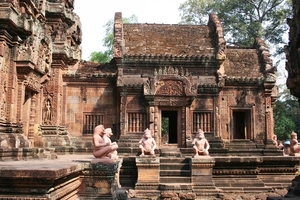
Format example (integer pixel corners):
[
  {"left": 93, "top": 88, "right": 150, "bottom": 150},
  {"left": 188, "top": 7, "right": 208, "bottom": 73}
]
[
  {"left": 117, "top": 135, "right": 143, "bottom": 156},
  {"left": 119, "top": 157, "right": 137, "bottom": 189},
  {"left": 160, "top": 157, "right": 191, "bottom": 183},
  {"left": 160, "top": 144, "right": 182, "bottom": 157}
]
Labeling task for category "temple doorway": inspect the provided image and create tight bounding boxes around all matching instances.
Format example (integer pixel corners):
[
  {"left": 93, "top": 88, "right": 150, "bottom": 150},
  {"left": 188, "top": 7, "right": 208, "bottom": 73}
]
[
  {"left": 161, "top": 110, "right": 178, "bottom": 144},
  {"left": 232, "top": 110, "right": 251, "bottom": 139}
]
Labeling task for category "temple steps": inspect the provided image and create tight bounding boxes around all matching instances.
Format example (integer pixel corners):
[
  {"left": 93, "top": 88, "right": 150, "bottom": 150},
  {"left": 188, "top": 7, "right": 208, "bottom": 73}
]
[
  {"left": 160, "top": 170, "right": 190, "bottom": 176},
  {"left": 160, "top": 145, "right": 182, "bottom": 157},
  {"left": 119, "top": 157, "right": 137, "bottom": 189},
  {"left": 224, "top": 139, "right": 257, "bottom": 149},
  {"left": 160, "top": 157, "right": 191, "bottom": 184}
]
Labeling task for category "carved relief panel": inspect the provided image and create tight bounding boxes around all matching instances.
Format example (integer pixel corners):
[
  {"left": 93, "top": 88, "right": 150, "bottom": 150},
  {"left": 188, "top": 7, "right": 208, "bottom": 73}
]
[
  {"left": 144, "top": 66, "right": 197, "bottom": 98},
  {"left": 43, "top": 96, "right": 53, "bottom": 125},
  {"left": 0, "top": 45, "right": 10, "bottom": 121},
  {"left": 155, "top": 80, "right": 185, "bottom": 96},
  {"left": 17, "top": 34, "right": 52, "bottom": 74}
]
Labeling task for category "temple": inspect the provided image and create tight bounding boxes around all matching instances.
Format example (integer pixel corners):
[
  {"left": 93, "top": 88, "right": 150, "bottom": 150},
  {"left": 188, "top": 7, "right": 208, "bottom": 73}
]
[{"left": 0, "top": 0, "right": 299, "bottom": 199}]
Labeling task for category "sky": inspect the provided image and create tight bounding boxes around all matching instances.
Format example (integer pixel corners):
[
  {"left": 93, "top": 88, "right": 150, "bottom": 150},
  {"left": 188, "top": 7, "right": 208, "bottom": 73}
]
[{"left": 73, "top": 0, "right": 186, "bottom": 60}]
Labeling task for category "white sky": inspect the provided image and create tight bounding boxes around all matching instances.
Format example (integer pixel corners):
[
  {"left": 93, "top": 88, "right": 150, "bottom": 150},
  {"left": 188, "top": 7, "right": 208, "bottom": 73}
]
[{"left": 74, "top": 0, "right": 186, "bottom": 60}]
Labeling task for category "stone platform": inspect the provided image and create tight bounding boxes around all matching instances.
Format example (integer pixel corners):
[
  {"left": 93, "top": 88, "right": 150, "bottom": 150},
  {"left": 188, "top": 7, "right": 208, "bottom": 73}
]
[
  {"left": 0, "top": 155, "right": 300, "bottom": 200},
  {"left": 0, "top": 155, "right": 125, "bottom": 200}
]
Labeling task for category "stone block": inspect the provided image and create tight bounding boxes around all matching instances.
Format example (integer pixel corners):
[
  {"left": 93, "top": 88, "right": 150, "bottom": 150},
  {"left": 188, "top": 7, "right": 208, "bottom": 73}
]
[{"left": 136, "top": 157, "right": 160, "bottom": 183}]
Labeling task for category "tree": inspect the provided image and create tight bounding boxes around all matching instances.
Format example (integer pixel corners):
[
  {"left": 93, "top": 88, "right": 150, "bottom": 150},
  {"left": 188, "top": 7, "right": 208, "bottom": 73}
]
[
  {"left": 179, "top": 0, "right": 295, "bottom": 140},
  {"left": 89, "top": 15, "right": 138, "bottom": 63},
  {"left": 274, "top": 85, "right": 300, "bottom": 140},
  {"left": 179, "top": 0, "right": 292, "bottom": 55}
]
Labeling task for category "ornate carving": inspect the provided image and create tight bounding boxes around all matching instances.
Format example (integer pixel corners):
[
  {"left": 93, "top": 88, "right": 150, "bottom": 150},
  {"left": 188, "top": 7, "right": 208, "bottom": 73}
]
[
  {"left": 114, "top": 40, "right": 122, "bottom": 58},
  {"left": 0, "top": 78, "right": 6, "bottom": 120},
  {"left": 144, "top": 79, "right": 151, "bottom": 95},
  {"left": 255, "top": 38, "right": 275, "bottom": 74},
  {"left": 208, "top": 13, "right": 226, "bottom": 64},
  {"left": 236, "top": 90, "right": 247, "bottom": 107},
  {"left": 64, "top": 0, "right": 74, "bottom": 10},
  {"left": 117, "top": 68, "right": 123, "bottom": 86},
  {"left": 153, "top": 97, "right": 189, "bottom": 106},
  {"left": 18, "top": 35, "right": 36, "bottom": 61},
  {"left": 119, "top": 87, "right": 127, "bottom": 135},
  {"left": 17, "top": 34, "right": 52, "bottom": 74},
  {"left": 213, "top": 169, "right": 258, "bottom": 175},
  {"left": 155, "top": 80, "right": 184, "bottom": 96},
  {"left": 43, "top": 98, "right": 53, "bottom": 125},
  {"left": 51, "top": 23, "right": 69, "bottom": 42},
  {"left": 148, "top": 66, "right": 196, "bottom": 98},
  {"left": 114, "top": 12, "right": 123, "bottom": 58},
  {"left": 23, "top": 78, "right": 40, "bottom": 92},
  {"left": 36, "top": 39, "right": 52, "bottom": 73}
]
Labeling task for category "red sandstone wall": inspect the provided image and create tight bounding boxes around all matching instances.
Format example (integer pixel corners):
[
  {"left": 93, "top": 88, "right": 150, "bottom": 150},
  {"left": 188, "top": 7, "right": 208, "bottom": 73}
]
[{"left": 64, "top": 84, "right": 117, "bottom": 137}]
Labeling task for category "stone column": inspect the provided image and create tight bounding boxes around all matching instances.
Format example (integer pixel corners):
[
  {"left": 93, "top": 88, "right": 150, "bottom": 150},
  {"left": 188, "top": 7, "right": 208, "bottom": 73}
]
[
  {"left": 28, "top": 93, "right": 37, "bottom": 146},
  {"left": 16, "top": 81, "right": 25, "bottom": 124},
  {"left": 153, "top": 106, "right": 159, "bottom": 145},
  {"left": 119, "top": 87, "right": 127, "bottom": 136},
  {"left": 181, "top": 106, "right": 186, "bottom": 147},
  {"left": 263, "top": 75, "right": 279, "bottom": 155}
]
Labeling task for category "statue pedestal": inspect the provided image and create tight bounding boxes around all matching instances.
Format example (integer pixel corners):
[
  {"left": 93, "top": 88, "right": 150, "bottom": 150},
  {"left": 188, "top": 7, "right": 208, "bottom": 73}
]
[
  {"left": 79, "top": 159, "right": 126, "bottom": 200},
  {"left": 136, "top": 157, "right": 160, "bottom": 184},
  {"left": 191, "top": 157, "right": 219, "bottom": 198},
  {"left": 191, "top": 157, "right": 215, "bottom": 183},
  {"left": 134, "top": 157, "right": 160, "bottom": 199}
]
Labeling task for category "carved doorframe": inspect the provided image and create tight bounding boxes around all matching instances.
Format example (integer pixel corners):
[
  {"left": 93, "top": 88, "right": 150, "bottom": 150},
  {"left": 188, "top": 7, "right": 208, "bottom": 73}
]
[
  {"left": 229, "top": 106, "right": 254, "bottom": 141},
  {"left": 157, "top": 106, "right": 182, "bottom": 147},
  {"left": 143, "top": 66, "right": 197, "bottom": 148}
]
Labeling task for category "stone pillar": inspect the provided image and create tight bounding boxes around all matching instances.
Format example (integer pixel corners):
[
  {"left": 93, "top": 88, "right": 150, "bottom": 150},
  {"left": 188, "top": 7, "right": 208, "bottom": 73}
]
[
  {"left": 16, "top": 81, "right": 25, "bottom": 124},
  {"left": 28, "top": 93, "right": 37, "bottom": 146},
  {"left": 153, "top": 106, "right": 159, "bottom": 145},
  {"left": 119, "top": 87, "right": 127, "bottom": 136},
  {"left": 263, "top": 75, "right": 280, "bottom": 155},
  {"left": 180, "top": 106, "right": 185, "bottom": 147}
]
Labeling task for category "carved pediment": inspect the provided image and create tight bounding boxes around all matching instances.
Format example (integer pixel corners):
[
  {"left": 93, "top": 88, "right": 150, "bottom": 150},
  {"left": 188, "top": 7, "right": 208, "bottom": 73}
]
[
  {"left": 144, "top": 66, "right": 197, "bottom": 97},
  {"left": 155, "top": 80, "right": 184, "bottom": 96}
]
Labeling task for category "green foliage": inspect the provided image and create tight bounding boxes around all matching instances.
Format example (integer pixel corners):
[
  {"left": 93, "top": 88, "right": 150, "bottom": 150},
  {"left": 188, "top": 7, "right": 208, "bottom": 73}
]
[
  {"left": 161, "top": 117, "right": 169, "bottom": 136},
  {"left": 179, "top": 0, "right": 292, "bottom": 54},
  {"left": 274, "top": 88, "right": 300, "bottom": 140},
  {"left": 89, "top": 51, "right": 111, "bottom": 63},
  {"left": 88, "top": 15, "right": 138, "bottom": 63}
]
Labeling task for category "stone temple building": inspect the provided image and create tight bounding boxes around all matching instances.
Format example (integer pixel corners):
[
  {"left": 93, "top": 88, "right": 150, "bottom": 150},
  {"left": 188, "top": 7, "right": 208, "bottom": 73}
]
[
  {"left": 1, "top": 0, "right": 300, "bottom": 199},
  {"left": 0, "top": 1, "right": 278, "bottom": 154}
]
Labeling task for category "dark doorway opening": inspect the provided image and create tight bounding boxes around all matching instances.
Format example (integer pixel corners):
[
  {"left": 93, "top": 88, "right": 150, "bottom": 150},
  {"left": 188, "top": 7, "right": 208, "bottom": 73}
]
[
  {"left": 162, "top": 111, "right": 177, "bottom": 144},
  {"left": 233, "top": 110, "right": 251, "bottom": 139}
]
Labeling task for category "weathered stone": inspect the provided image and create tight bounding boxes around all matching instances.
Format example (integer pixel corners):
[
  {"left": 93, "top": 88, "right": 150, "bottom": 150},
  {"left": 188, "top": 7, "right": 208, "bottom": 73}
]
[{"left": 136, "top": 157, "right": 160, "bottom": 184}]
